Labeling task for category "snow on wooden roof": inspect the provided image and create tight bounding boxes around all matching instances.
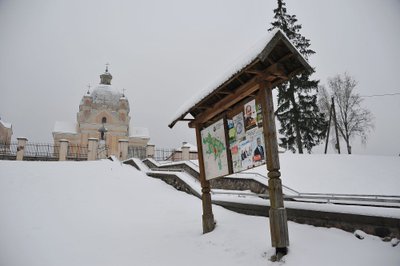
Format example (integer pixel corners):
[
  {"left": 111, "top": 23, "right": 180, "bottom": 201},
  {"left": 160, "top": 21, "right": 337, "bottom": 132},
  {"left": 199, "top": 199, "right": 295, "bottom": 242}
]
[{"left": 169, "top": 29, "right": 312, "bottom": 128}]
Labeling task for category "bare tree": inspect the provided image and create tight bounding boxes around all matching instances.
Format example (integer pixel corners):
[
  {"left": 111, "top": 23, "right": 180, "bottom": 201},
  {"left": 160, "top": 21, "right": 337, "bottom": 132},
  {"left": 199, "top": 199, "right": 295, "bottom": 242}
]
[{"left": 318, "top": 73, "right": 374, "bottom": 154}]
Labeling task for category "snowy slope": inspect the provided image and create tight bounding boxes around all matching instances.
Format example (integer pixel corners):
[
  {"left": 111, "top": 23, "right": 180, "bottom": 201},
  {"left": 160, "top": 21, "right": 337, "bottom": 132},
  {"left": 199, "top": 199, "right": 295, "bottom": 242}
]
[
  {"left": 0, "top": 160, "right": 399, "bottom": 266},
  {"left": 245, "top": 154, "right": 400, "bottom": 195}
]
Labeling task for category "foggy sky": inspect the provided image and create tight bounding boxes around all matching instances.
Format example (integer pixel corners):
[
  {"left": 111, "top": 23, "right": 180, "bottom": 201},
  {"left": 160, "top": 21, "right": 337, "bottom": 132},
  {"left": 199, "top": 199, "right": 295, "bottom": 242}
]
[{"left": 0, "top": 0, "right": 399, "bottom": 155}]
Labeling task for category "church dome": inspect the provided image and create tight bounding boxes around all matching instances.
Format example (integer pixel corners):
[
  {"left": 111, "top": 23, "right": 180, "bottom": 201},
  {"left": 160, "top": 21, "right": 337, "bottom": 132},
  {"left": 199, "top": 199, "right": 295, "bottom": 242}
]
[
  {"left": 91, "top": 84, "right": 123, "bottom": 110},
  {"left": 87, "top": 66, "right": 127, "bottom": 111}
]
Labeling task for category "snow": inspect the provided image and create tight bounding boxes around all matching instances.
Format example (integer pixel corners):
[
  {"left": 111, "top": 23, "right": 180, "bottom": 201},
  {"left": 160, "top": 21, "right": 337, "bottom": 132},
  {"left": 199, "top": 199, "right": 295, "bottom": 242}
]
[
  {"left": 146, "top": 157, "right": 199, "bottom": 173},
  {"left": 245, "top": 154, "right": 400, "bottom": 195},
  {"left": 169, "top": 29, "right": 303, "bottom": 127},
  {"left": 148, "top": 155, "right": 400, "bottom": 218},
  {"left": 130, "top": 126, "right": 150, "bottom": 138},
  {"left": 0, "top": 159, "right": 398, "bottom": 266},
  {"left": 91, "top": 84, "right": 124, "bottom": 110},
  {"left": 0, "top": 120, "right": 12, "bottom": 129},
  {"left": 0, "top": 119, "right": 12, "bottom": 129},
  {"left": 175, "top": 142, "right": 198, "bottom": 152},
  {"left": 52, "top": 121, "right": 77, "bottom": 134}
]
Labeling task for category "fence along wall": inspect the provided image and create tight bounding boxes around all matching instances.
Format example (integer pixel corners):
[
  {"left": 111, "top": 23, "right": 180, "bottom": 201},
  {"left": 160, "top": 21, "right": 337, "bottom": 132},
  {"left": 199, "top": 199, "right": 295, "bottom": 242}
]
[
  {"left": 1, "top": 140, "right": 198, "bottom": 162},
  {"left": 0, "top": 141, "right": 89, "bottom": 161}
]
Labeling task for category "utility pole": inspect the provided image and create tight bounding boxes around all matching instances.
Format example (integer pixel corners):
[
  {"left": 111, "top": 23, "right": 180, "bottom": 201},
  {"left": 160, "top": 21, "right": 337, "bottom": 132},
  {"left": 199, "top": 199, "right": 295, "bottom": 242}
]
[
  {"left": 324, "top": 101, "right": 333, "bottom": 154},
  {"left": 325, "top": 97, "right": 341, "bottom": 154},
  {"left": 331, "top": 97, "right": 341, "bottom": 154}
]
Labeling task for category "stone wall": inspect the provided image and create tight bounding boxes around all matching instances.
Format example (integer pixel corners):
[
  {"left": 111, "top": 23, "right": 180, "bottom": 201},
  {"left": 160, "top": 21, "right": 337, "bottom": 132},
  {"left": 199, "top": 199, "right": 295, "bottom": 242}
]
[{"left": 210, "top": 177, "right": 268, "bottom": 195}]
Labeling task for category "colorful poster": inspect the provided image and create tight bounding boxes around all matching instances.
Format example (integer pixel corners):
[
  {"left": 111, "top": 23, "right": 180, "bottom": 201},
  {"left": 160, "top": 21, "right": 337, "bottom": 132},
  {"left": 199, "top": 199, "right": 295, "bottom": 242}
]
[
  {"left": 201, "top": 119, "right": 229, "bottom": 180},
  {"left": 230, "top": 123, "right": 266, "bottom": 173},
  {"left": 239, "top": 139, "right": 253, "bottom": 170},
  {"left": 227, "top": 100, "right": 268, "bottom": 174},
  {"left": 230, "top": 143, "right": 241, "bottom": 173},
  {"left": 256, "top": 102, "right": 263, "bottom": 128},
  {"left": 227, "top": 119, "right": 236, "bottom": 144},
  {"left": 233, "top": 112, "right": 245, "bottom": 141},
  {"left": 244, "top": 100, "right": 257, "bottom": 132},
  {"left": 251, "top": 130, "right": 266, "bottom": 167}
]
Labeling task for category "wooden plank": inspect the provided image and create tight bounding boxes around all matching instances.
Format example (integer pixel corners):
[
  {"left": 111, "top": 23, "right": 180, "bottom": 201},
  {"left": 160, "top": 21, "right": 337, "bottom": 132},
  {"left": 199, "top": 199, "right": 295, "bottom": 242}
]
[
  {"left": 259, "top": 82, "right": 289, "bottom": 250},
  {"left": 188, "top": 56, "right": 295, "bottom": 128},
  {"left": 259, "top": 83, "right": 280, "bottom": 172},
  {"left": 223, "top": 116, "right": 233, "bottom": 175},
  {"left": 189, "top": 79, "right": 261, "bottom": 128},
  {"left": 195, "top": 124, "right": 215, "bottom": 233}
]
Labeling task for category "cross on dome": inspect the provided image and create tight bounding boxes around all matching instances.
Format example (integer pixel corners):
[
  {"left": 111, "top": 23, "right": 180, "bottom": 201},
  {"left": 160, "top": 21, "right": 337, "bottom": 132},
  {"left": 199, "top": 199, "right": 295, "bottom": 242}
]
[
  {"left": 86, "top": 84, "right": 91, "bottom": 95},
  {"left": 100, "top": 63, "right": 112, "bottom": 85}
]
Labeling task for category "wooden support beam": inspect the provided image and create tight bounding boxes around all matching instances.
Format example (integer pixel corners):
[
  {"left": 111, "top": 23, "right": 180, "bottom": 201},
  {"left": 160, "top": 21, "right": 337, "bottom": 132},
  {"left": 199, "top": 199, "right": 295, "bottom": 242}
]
[
  {"left": 216, "top": 91, "right": 232, "bottom": 95},
  {"left": 245, "top": 62, "right": 287, "bottom": 81},
  {"left": 236, "top": 76, "right": 245, "bottom": 84},
  {"left": 259, "top": 82, "right": 289, "bottom": 254},
  {"left": 267, "top": 56, "right": 275, "bottom": 65},
  {"left": 194, "top": 124, "right": 215, "bottom": 234},
  {"left": 189, "top": 79, "right": 261, "bottom": 128}
]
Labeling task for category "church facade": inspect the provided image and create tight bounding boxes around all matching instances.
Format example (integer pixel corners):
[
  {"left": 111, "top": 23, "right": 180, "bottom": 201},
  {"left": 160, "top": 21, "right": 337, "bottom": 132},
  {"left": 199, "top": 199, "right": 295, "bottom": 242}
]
[{"left": 53, "top": 67, "right": 150, "bottom": 158}]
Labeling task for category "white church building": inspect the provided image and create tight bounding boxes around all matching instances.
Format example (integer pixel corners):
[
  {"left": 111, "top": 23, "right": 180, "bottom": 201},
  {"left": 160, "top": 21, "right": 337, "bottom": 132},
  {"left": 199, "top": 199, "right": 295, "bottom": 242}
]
[{"left": 53, "top": 66, "right": 150, "bottom": 158}]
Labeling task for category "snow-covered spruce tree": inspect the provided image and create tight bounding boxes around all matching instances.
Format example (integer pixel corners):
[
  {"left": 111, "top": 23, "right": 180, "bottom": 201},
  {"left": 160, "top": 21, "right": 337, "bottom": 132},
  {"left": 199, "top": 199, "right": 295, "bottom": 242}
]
[{"left": 269, "top": 0, "right": 327, "bottom": 153}]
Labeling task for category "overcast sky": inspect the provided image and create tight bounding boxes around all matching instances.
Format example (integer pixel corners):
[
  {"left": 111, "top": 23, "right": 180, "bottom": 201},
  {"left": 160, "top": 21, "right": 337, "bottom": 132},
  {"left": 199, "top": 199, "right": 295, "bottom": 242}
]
[{"left": 0, "top": 0, "right": 399, "bottom": 155}]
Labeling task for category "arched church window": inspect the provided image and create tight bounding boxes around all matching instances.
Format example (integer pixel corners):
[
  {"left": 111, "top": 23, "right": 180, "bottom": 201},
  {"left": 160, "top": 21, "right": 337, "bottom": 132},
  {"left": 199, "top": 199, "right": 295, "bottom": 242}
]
[{"left": 102, "top": 117, "right": 107, "bottom": 124}]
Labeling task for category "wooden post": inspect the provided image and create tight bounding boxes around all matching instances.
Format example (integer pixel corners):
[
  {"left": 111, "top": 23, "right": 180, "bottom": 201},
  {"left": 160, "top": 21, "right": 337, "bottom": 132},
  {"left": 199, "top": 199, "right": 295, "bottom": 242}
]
[
  {"left": 259, "top": 83, "right": 289, "bottom": 256},
  {"left": 195, "top": 124, "right": 215, "bottom": 234}
]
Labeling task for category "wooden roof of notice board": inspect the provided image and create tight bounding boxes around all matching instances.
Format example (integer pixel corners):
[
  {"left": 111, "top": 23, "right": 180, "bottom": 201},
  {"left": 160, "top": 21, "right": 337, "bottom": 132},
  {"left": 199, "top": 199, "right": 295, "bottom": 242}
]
[{"left": 169, "top": 29, "right": 312, "bottom": 129}]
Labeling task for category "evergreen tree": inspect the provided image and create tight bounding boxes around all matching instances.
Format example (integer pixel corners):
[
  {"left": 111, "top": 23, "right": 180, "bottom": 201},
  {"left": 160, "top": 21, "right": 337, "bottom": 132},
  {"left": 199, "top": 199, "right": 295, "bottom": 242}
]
[{"left": 269, "top": 0, "right": 327, "bottom": 153}]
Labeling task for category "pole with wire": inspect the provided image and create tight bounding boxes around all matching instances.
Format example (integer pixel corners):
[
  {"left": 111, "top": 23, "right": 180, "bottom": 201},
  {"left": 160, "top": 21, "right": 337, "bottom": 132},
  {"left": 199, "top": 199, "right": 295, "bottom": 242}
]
[{"left": 324, "top": 97, "right": 341, "bottom": 154}]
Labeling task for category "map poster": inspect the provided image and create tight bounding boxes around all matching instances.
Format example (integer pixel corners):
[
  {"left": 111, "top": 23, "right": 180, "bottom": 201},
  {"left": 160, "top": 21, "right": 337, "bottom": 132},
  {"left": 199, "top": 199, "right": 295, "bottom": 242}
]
[{"left": 201, "top": 119, "right": 230, "bottom": 180}]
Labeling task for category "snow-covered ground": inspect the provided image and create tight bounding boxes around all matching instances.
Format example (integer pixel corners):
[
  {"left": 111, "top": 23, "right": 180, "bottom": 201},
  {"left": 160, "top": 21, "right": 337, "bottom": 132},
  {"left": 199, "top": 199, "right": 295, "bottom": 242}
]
[
  {"left": 276, "top": 154, "right": 400, "bottom": 195},
  {"left": 0, "top": 159, "right": 399, "bottom": 266}
]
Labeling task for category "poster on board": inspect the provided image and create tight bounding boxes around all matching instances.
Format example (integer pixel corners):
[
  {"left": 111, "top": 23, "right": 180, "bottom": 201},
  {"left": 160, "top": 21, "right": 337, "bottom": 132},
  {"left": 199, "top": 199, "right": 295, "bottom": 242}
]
[
  {"left": 228, "top": 98, "right": 266, "bottom": 173},
  {"left": 251, "top": 130, "right": 265, "bottom": 167},
  {"left": 239, "top": 139, "right": 253, "bottom": 170},
  {"left": 232, "top": 112, "right": 245, "bottom": 141},
  {"left": 201, "top": 119, "right": 230, "bottom": 180},
  {"left": 244, "top": 99, "right": 257, "bottom": 132}
]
